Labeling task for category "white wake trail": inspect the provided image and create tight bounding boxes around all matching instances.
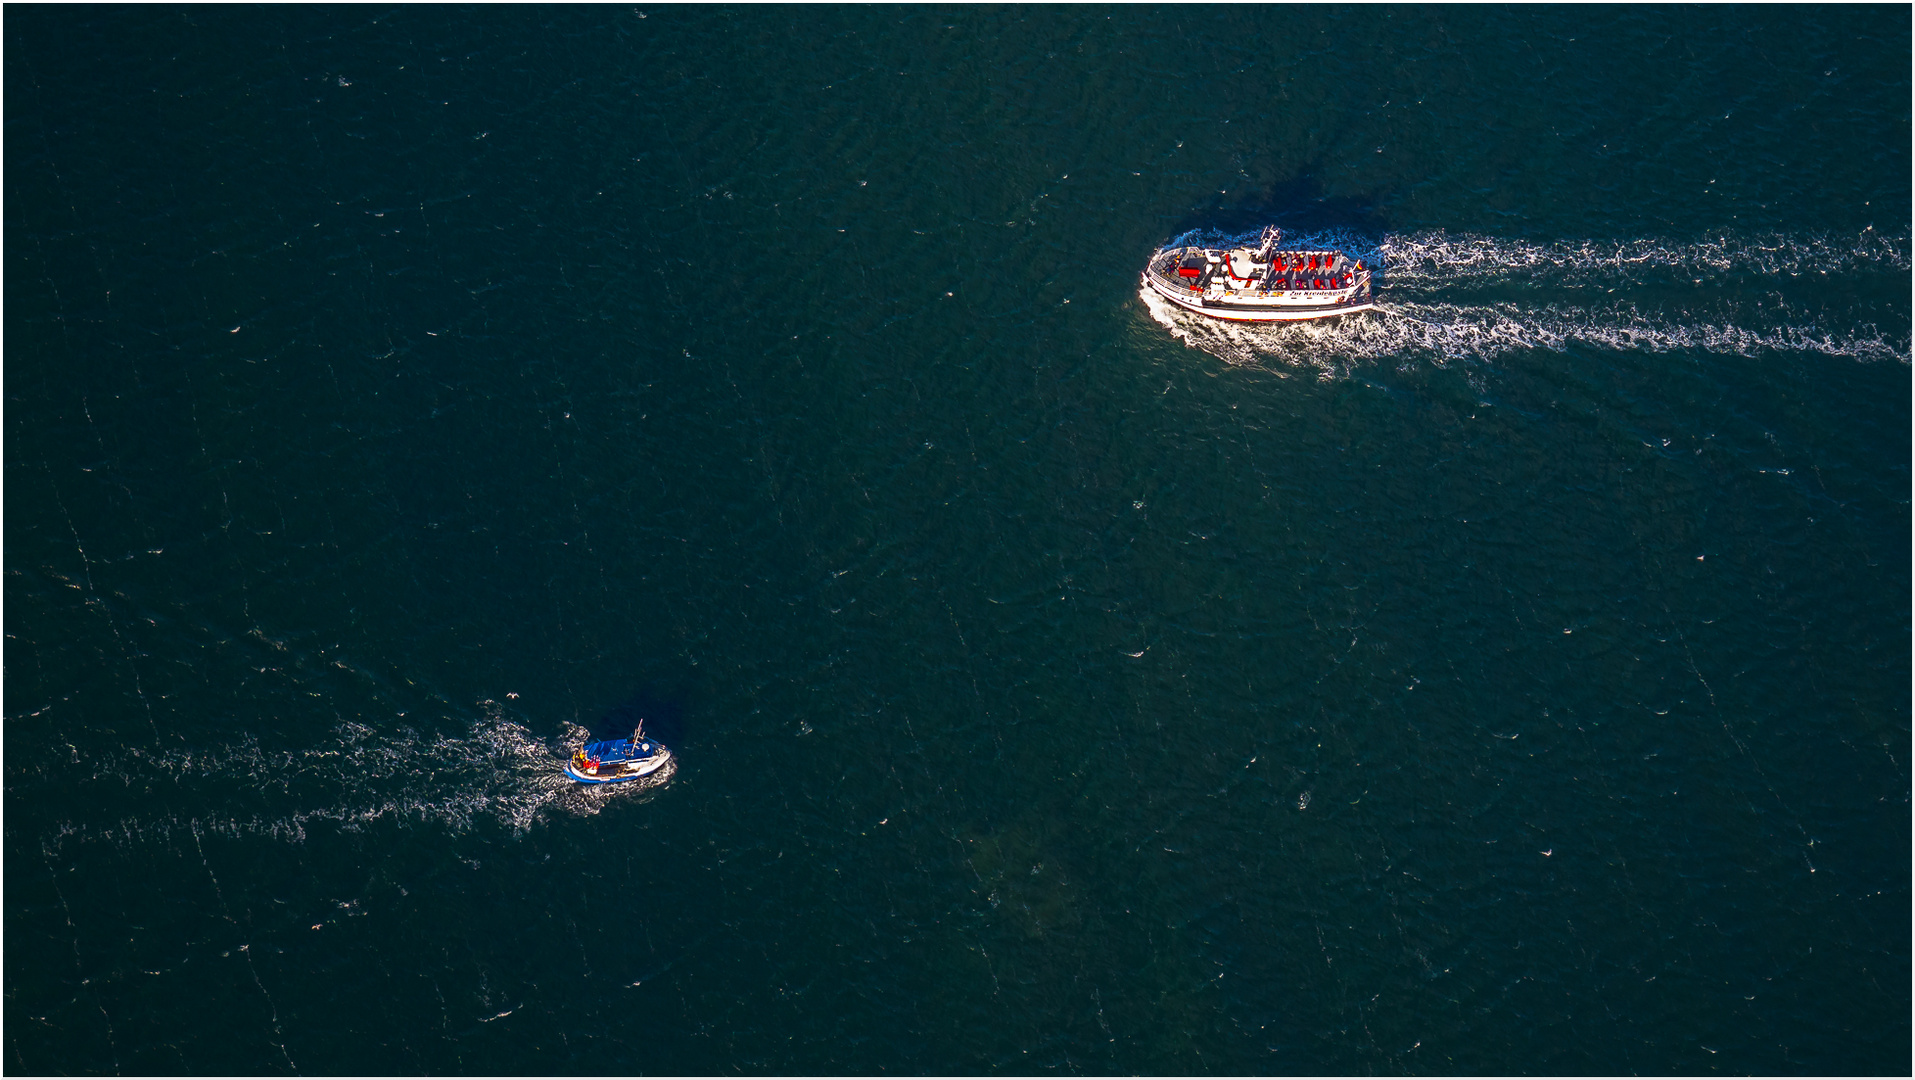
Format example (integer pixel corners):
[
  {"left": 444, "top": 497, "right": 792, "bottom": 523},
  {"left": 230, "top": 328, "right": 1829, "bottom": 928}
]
[
  {"left": 1140, "top": 282, "right": 1907, "bottom": 370},
  {"left": 1383, "top": 301, "right": 1905, "bottom": 363},
  {"left": 1377, "top": 229, "right": 1908, "bottom": 288},
  {"left": 62, "top": 711, "right": 670, "bottom": 848}
]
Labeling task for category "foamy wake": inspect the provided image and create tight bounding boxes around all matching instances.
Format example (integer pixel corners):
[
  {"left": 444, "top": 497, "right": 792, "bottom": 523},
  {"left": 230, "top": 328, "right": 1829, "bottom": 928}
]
[
  {"left": 1375, "top": 229, "right": 1909, "bottom": 287},
  {"left": 1141, "top": 236, "right": 1909, "bottom": 373},
  {"left": 48, "top": 709, "right": 670, "bottom": 849}
]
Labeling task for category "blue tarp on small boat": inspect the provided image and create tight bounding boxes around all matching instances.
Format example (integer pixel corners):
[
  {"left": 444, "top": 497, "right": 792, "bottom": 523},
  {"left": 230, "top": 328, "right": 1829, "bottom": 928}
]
[
  {"left": 582, "top": 737, "right": 660, "bottom": 763},
  {"left": 565, "top": 732, "right": 670, "bottom": 783}
]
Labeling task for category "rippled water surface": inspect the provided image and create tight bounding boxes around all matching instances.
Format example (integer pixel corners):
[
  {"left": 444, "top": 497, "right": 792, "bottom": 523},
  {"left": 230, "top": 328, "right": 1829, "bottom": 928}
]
[{"left": 7, "top": 7, "right": 1908, "bottom": 1074}]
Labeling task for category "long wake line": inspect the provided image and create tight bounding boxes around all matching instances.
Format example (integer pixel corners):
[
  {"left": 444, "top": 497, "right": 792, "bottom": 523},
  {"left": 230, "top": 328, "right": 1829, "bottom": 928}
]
[
  {"left": 38, "top": 713, "right": 666, "bottom": 850},
  {"left": 1144, "top": 228, "right": 1910, "bottom": 370}
]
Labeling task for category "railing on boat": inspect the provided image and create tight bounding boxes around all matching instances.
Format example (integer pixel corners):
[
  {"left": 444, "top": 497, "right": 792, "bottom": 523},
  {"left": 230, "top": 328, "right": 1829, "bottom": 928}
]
[{"left": 1146, "top": 257, "right": 1373, "bottom": 304}]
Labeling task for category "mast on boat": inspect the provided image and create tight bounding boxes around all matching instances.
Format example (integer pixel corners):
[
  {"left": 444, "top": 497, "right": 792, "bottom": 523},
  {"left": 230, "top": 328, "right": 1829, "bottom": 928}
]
[{"left": 1255, "top": 225, "right": 1282, "bottom": 263}]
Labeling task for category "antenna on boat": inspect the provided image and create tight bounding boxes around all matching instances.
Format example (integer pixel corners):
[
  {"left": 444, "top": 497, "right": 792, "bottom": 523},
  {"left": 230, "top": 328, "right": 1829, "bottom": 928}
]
[{"left": 1256, "top": 226, "right": 1281, "bottom": 262}]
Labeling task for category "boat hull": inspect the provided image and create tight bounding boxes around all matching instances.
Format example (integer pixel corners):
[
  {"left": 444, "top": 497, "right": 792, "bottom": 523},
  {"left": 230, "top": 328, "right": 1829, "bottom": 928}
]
[
  {"left": 1145, "top": 275, "right": 1381, "bottom": 322},
  {"left": 564, "top": 750, "right": 671, "bottom": 784},
  {"left": 1142, "top": 229, "right": 1378, "bottom": 322}
]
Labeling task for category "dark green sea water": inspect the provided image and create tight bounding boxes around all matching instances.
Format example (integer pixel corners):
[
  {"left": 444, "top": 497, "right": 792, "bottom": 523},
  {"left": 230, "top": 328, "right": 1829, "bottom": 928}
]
[{"left": 6, "top": 6, "right": 1909, "bottom": 1074}]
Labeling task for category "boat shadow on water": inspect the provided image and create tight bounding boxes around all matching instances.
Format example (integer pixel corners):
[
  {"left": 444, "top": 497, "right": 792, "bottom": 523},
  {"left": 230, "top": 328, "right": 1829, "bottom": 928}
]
[
  {"left": 589, "top": 689, "right": 689, "bottom": 748},
  {"left": 1162, "top": 168, "right": 1400, "bottom": 289}
]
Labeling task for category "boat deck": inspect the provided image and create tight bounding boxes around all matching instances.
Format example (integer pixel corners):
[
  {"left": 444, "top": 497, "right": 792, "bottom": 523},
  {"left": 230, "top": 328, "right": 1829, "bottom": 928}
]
[
  {"left": 1145, "top": 240, "right": 1375, "bottom": 321},
  {"left": 1148, "top": 246, "right": 1363, "bottom": 297}
]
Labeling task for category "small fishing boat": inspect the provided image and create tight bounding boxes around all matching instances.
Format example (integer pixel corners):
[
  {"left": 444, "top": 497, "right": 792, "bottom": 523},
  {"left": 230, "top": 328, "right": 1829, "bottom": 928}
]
[
  {"left": 564, "top": 725, "right": 672, "bottom": 784},
  {"left": 1143, "top": 226, "right": 1377, "bottom": 322}
]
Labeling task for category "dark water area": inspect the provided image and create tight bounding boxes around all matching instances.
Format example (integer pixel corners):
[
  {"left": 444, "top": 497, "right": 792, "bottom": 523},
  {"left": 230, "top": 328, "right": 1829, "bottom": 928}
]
[{"left": 6, "top": 6, "right": 1908, "bottom": 1074}]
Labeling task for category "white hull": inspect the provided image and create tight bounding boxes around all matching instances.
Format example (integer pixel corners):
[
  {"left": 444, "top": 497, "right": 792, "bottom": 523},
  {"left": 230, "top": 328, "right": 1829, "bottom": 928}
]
[
  {"left": 1145, "top": 277, "right": 1381, "bottom": 322},
  {"left": 1143, "top": 229, "right": 1378, "bottom": 322},
  {"left": 564, "top": 747, "right": 672, "bottom": 783}
]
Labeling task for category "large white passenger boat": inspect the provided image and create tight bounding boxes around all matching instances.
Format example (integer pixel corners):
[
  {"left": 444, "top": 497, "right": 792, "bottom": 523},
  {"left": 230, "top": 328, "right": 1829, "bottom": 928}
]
[{"left": 1143, "top": 227, "right": 1378, "bottom": 322}]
